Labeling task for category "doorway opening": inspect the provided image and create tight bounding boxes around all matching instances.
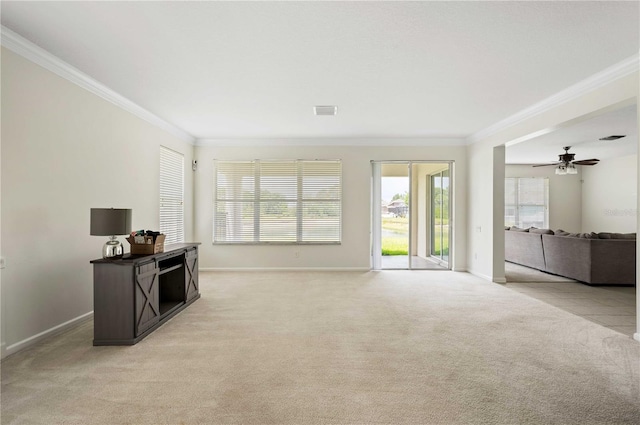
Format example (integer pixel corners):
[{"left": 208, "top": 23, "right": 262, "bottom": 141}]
[{"left": 372, "top": 161, "right": 452, "bottom": 270}]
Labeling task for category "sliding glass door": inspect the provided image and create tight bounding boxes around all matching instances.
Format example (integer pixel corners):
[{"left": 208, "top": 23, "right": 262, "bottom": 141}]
[
  {"left": 372, "top": 161, "right": 452, "bottom": 270},
  {"left": 430, "top": 168, "right": 450, "bottom": 264},
  {"left": 380, "top": 163, "right": 410, "bottom": 269}
]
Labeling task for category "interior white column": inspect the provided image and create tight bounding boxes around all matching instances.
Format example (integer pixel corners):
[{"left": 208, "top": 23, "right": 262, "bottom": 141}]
[
  {"left": 492, "top": 145, "right": 506, "bottom": 283},
  {"left": 0, "top": 137, "right": 3, "bottom": 358},
  {"left": 635, "top": 97, "right": 640, "bottom": 343}
]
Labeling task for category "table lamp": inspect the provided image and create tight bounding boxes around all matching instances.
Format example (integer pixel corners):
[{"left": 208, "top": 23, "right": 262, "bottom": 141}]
[{"left": 90, "top": 208, "right": 132, "bottom": 258}]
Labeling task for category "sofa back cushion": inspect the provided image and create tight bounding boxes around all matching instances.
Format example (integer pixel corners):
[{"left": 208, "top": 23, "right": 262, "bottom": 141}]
[
  {"left": 577, "top": 232, "right": 598, "bottom": 239},
  {"left": 598, "top": 232, "right": 636, "bottom": 240},
  {"left": 554, "top": 230, "right": 597, "bottom": 238}
]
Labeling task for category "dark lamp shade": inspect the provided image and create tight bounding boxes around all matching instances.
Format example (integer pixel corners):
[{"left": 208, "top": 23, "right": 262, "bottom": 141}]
[{"left": 90, "top": 208, "right": 132, "bottom": 236}]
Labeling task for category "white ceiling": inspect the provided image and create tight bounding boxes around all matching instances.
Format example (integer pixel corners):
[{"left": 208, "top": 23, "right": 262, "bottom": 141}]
[
  {"left": 506, "top": 104, "right": 638, "bottom": 164},
  {"left": 1, "top": 1, "right": 638, "bottom": 142}
]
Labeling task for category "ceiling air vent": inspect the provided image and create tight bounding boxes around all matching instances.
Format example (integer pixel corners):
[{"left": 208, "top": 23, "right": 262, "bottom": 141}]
[
  {"left": 599, "top": 135, "right": 626, "bottom": 141},
  {"left": 314, "top": 105, "right": 338, "bottom": 116}
]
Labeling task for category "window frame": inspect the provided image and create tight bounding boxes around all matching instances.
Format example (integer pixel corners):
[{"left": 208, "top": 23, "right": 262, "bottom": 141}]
[
  {"left": 213, "top": 159, "right": 342, "bottom": 245},
  {"left": 159, "top": 146, "right": 185, "bottom": 245},
  {"left": 505, "top": 177, "right": 549, "bottom": 229}
]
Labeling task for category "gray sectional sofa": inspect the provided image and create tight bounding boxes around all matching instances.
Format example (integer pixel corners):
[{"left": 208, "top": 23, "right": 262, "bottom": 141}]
[{"left": 505, "top": 227, "right": 636, "bottom": 285}]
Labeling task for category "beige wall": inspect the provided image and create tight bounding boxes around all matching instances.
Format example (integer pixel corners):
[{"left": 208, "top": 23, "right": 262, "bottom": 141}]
[
  {"left": 1, "top": 48, "right": 195, "bottom": 357},
  {"left": 505, "top": 154, "right": 638, "bottom": 235},
  {"left": 194, "top": 144, "right": 467, "bottom": 270},
  {"left": 581, "top": 154, "right": 638, "bottom": 233},
  {"left": 505, "top": 164, "right": 583, "bottom": 233}
]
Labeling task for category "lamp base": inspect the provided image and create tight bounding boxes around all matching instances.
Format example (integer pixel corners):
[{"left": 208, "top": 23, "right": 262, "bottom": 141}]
[{"left": 103, "top": 236, "right": 124, "bottom": 259}]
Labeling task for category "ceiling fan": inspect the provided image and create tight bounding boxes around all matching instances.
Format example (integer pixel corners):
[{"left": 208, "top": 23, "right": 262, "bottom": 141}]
[{"left": 532, "top": 146, "right": 599, "bottom": 175}]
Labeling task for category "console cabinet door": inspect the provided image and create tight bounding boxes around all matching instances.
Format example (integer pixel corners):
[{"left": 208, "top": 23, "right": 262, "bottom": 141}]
[
  {"left": 185, "top": 247, "right": 199, "bottom": 301},
  {"left": 135, "top": 261, "right": 160, "bottom": 336}
]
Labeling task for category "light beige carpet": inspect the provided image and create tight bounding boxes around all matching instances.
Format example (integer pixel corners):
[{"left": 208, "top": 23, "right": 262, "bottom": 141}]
[{"left": 2, "top": 271, "right": 639, "bottom": 424}]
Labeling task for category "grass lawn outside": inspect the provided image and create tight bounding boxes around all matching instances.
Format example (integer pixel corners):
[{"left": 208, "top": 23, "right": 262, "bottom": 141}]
[
  {"left": 382, "top": 216, "right": 408, "bottom": 255},
  {"left": 381, "top": 217, "right": 450, "bottom": 257},
  {"left": 381, "top": 236, "right": 408, "bottom": 256}
]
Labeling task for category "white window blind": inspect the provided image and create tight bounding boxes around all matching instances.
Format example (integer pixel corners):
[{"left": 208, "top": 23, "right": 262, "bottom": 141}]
[
  {"left": 160, "top": 147, "right": 184, "bottom": 245},
  {"left": 214, "top": 160, "right": 342, "bottom": 244},
  {"left": 505, "top": 177, "right": 549, "bottom": 228}
]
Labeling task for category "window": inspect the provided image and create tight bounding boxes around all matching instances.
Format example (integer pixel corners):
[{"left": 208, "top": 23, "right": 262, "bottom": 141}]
[
  {"left": 505, "top": 177, "right": 549, "bottom": 228},
  {"left": 160, "top": 146, "right": 184, "bottom": 244},
  {"left": 214, "top": 160, "right": 342, "bottom": 244}
]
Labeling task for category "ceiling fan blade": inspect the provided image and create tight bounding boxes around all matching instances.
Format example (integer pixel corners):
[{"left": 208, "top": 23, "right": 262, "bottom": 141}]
[
  {"left": 532, "top": 162, "right": 561, "bottom": 167},
  {"left": 573, "top": 159, "right": 600, "bottom": 165}
]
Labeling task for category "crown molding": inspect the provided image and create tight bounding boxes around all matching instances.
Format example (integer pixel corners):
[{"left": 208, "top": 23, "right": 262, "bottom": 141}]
[
  {"left": 467, "top": 53, "right": 640, "bottom": 144},
  {"left": 195, "top": 136, "right": 468, "bottom": 147},
  {"left": 1, "top": 25, "right": 195, "bottom": 144}
]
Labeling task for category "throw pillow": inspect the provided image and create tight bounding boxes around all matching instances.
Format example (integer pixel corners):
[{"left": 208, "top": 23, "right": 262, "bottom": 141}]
[
  {"left": 529, "top": 228, "right": 554, "bottom": 235},
  {"left": 510, "top": 226, "right": 530, "bottom": 232}
]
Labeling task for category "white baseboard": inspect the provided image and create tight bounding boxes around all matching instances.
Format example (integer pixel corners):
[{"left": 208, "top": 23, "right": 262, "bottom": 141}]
[
  {"left": 199, "top": 267, "right": 467, "bottom": 273},
  {"left": 200, "top": 267, "right": 371, "bottom": 272},
  {"left": 634, "top": 333, "right": 640, "bottom": 343},
  {"left": 467, "top": 269, "right": 493, "bottom": 282},
  {"left": 2, "top": 311, "right": 93, "bottom": 359},
  {"left": 467, "top": 268, "right": 506, "bottom": 283}
]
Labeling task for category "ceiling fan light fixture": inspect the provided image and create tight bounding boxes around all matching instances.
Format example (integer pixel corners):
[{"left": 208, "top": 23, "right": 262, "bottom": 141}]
[
  {"left": 555, "top": 164, "right": 567, "bottom": 175},
  {"left": 534, "top": 147, "right": 598, "bottom": 174}
]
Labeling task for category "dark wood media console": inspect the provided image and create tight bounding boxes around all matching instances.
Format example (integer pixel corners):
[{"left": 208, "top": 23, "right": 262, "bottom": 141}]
[{"left": 90, "top": 243, "right": 200, "bottom": 345}]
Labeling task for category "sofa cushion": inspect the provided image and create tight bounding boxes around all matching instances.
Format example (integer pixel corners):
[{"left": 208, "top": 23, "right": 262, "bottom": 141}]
[
  {"left": 563, "top": 232, "right": 598, "bottom": 239},
  {"left": 529, "top": 228, "right": 554, "bottom": 235},
  {"left": 598, "top": 232, "right": 636, "bottom": 240},
  {"left": 505, "top": 226, "right": 511, "bottom": 230},
  {"left": 554, "top": 230, "right": 597, "bottom": 239},
  {"left": 505, "top": 229, "right": 545, "bottom": 270},
  {"left": 509, "top": 226, "right": 530, "bottom": 232}
]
